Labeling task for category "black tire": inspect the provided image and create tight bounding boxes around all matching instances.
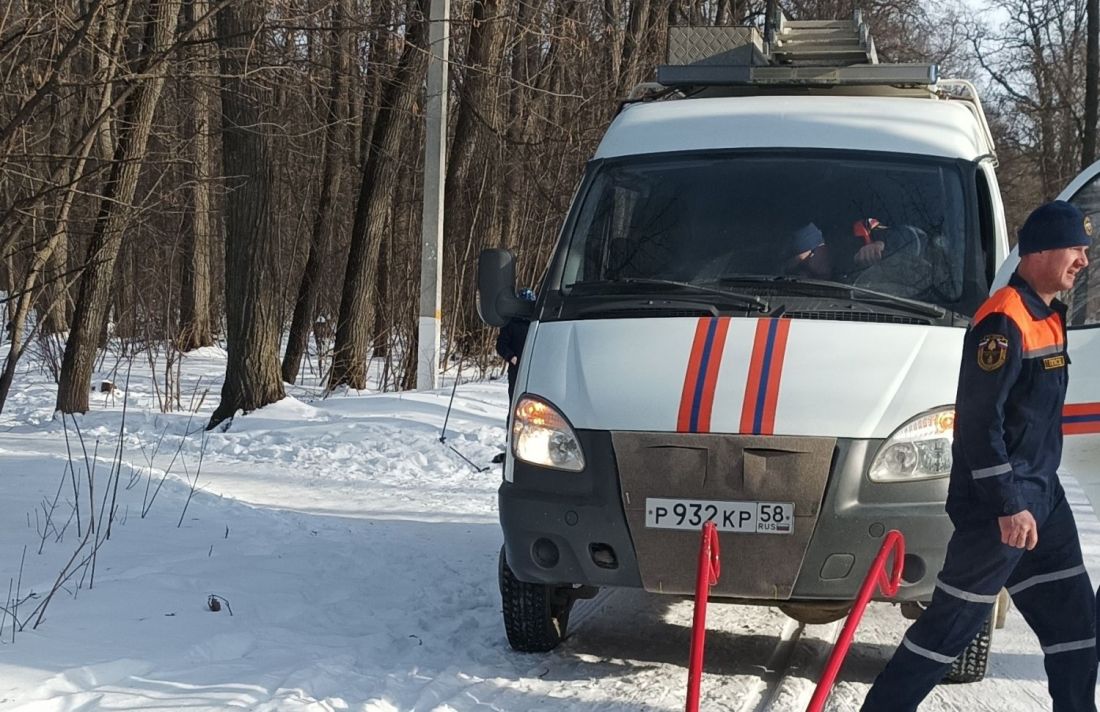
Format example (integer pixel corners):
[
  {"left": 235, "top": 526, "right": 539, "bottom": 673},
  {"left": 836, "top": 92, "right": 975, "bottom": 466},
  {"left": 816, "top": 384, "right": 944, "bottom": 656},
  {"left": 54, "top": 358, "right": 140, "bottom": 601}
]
[
  {"left": 498, "top": 546, "right": 574, "bottom": 652},
  {"left": 943, "top": 609, "right": 993, "bottom": 684}
]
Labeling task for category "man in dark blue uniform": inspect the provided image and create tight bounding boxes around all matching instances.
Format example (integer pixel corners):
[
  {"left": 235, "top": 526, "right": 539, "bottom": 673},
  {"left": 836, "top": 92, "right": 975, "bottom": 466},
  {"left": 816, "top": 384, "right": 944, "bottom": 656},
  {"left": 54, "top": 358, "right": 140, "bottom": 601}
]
[
  {"left": 862, "top": 200, "right": 1097, "bottom": 712},
  {"left": 491, "top": 288, "right": 535, "bottom": 464},
  {"left": 495, "top": 288, "right": 535, "bottom": 402}
]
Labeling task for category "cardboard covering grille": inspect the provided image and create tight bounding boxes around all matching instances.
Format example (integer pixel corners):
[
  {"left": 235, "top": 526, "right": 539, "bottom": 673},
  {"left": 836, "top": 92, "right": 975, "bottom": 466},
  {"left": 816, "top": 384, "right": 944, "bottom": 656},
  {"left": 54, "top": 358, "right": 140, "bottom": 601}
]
[{"left": 612, "top": 432, "right": 835, "bottom": 598}]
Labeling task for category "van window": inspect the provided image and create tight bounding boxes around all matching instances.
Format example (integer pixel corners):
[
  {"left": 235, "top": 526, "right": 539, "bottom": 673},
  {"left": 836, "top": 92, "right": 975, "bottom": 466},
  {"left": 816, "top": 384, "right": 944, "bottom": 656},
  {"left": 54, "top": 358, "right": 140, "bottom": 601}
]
[{"left": 561, "top": 151, "right": 977, "bottom": 313}]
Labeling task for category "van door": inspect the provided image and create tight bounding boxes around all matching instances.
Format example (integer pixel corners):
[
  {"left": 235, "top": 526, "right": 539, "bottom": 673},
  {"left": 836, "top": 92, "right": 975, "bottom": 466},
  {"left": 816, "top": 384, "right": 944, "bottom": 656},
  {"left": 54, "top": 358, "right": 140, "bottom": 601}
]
[
  {"left": 1057, "top": 162, "right": 1100, "bottom": 513},
  {"left": 991, "top": 161, "right": 1100, "bottom": 512}
]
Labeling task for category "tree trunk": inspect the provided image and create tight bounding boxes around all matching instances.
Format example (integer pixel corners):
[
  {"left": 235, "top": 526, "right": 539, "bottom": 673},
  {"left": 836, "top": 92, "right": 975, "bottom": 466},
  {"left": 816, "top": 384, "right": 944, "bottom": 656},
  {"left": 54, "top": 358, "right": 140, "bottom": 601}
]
[
  {"left": 619, "top": 0, "right": 653, "bottom": 94},
  {"left": 207, "top": 0, "right": 286, "bottom": 428},
  {"left": 370, "top": 212, "right": 391, "bottom": 358},
  {"left": 1085, "top": 0, "right": 1098, "bottom": 169},
  {"left": 112, "top": 245, "right": 136, "bottom": 339},
  {"left": 39, "top": 236, "right": 70, "bottom": 334},
  {"left": 716, "top": 0, "right": 732, "bottom": 24},
  {"left": 38, "top": 98, "right": 72, "bottom": 334},
  {"left": 282, "top": 0, "right": 352, "bottom": 384},
  {"left": 56, "top": 0, "right": 180, "bottom": 414},
  {"left": 329, "top": 0, "right": 429, "bottom": 390},
  {"left": 442, "top": 0, "right": 508, "bottom": 354},
  {"left": 602, "top": 0, "right": 623, "bottom": 82},
  {"left": 179, "top": 0, "right": 218, "bottom": 351},
  {"left": 445, "top": 0, "right": 506, "bottom": 201}
]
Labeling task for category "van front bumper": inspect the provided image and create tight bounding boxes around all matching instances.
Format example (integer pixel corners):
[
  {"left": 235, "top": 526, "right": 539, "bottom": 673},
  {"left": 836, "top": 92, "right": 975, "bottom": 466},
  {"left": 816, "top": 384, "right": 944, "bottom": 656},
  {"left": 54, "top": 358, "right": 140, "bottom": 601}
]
[{"left": 499, "top": 430, "right": 951, "bottom": 603}]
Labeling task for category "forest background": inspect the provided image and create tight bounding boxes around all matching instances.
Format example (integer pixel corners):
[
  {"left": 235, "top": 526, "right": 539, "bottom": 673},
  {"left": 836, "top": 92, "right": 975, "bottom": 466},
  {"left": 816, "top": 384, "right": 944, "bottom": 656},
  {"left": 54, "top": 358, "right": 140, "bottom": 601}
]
[{"left": 0, "top": 0, "right": 1094, "bottom": 426}]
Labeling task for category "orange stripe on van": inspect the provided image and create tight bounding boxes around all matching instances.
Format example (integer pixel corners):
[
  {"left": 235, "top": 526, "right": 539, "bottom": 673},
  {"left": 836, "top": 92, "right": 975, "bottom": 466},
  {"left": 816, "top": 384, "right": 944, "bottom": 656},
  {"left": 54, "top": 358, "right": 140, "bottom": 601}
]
[
  {"left": 759, "top": 319, "right": 792, "bottom": 435},
  {"left": 677, "top": 318, "right": 712, "bottom": 432},
  {"left": 739, "top": 319, "right": 772, "bottom": 434},
  {"left": 972, "top": 286, "right": 1063, "bottom": 356},
  {"left": 1063, "top": 402, "right": 1100, "bottom": 435},
  {"left": 695, "top": 317, "right": 731, "bottom": 433}
]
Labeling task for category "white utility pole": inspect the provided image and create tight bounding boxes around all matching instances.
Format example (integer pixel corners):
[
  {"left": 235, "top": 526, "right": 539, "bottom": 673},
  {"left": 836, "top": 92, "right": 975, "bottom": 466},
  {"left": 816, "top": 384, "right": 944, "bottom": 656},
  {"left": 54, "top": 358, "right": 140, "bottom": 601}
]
[{"left": 417, "top": 0, "right": 450, "bottom": 390}]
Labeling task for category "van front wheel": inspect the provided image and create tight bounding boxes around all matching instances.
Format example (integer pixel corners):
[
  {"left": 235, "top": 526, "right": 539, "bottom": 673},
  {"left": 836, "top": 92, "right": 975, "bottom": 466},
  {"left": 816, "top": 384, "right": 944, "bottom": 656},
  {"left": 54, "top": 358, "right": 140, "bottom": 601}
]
[
  {"left": 498, "top": 546, "right": 574, "bottom": 652},
  {"left": 942, "top": 600, "right": 998, "bottom": 684}
]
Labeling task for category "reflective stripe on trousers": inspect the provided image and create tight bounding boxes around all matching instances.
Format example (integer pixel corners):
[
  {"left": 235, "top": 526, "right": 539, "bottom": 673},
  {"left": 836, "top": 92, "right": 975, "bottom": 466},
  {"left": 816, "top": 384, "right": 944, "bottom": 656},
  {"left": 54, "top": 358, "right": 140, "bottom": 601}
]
[{"left": 861, "top": 495, "right": 1097, "bottom": 712}]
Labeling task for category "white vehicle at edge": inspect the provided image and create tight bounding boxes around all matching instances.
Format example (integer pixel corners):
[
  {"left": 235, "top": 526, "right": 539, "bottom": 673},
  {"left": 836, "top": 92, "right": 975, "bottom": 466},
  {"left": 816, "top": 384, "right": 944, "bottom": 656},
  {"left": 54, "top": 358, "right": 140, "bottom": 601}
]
[{"left": 476, "top": 15, "right": 1100, "bottom": 686}]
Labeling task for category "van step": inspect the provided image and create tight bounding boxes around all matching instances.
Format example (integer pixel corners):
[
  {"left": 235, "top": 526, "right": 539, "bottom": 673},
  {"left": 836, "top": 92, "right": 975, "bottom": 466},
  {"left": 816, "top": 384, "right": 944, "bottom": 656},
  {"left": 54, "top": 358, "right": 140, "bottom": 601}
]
[
  {"left": 784, "top": 20, "right": 854, "bottom": 30},
  {"left": 773, "top": 49, "right": 869, "bottom": 62},
  {"left": 778, "top": 34, "right": 862, "bottom": 45},
  {"left": 774, "top": 41, "right": 864, "bottom": 53},
  {"left": 778, "top": 28, "right": 858, "bottom": 40}
]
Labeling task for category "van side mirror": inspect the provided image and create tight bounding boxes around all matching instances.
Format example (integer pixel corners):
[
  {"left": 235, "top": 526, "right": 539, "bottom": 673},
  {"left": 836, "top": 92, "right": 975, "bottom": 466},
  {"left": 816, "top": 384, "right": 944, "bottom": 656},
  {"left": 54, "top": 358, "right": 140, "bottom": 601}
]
[{"left": 477, "top": 248, "right": 535, "bottom": 327}]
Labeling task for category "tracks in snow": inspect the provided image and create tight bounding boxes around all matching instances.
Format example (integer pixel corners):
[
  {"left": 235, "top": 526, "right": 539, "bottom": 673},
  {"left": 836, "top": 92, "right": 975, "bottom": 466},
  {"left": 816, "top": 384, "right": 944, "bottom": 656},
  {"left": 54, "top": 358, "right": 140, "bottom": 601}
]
[{"left": 734, "top": 617, "right": 841, "bottom": 712}]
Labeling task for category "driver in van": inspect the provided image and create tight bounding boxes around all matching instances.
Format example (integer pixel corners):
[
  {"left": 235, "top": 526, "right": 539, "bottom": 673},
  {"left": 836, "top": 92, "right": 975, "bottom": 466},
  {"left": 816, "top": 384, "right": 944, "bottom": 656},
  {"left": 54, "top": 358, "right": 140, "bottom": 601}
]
[{"left": 783, "top": 222, "right": 832, "bottom": 278}]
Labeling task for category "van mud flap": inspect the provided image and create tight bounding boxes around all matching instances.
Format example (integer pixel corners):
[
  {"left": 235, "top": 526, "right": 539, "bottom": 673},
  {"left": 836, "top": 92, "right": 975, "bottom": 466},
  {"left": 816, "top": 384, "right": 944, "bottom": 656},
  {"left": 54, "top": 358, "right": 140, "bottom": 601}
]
[{"left": 612, "top": 433, "right": 836, "bottom": 599}]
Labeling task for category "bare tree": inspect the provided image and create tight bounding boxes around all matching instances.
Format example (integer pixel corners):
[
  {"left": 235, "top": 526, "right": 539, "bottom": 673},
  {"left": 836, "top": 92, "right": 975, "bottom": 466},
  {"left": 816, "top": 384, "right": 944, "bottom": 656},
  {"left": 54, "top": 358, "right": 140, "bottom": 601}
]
[
  {"left": 1085, "top": 0, "right": 1098, "bottom": 168},
  {"left": 329, "top": 0, "right": 430, "bottom": 390},
  {"left": 969, "top": 0, "right": 1088, "bottom": 226},
  {"left": 178, "top": 0, "right": 219, "bottom": 351},
  {"left": 207, "top": 0, "right": 286, "bottom": 428},
  {"left": 56, "top": 0, "right": 181, "bottom": 414},
  {"left": 282, "top": 0, "right": 353, "bottom": 384}
]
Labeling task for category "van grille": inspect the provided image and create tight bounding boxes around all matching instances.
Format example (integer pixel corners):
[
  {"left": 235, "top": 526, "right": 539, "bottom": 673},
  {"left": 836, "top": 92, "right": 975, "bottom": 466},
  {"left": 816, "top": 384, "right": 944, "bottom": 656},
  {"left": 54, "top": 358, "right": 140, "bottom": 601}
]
[
  {"left": 578, "top": 308, "right": 716, "bottom": 319},
  {"left": 783, "top": 310, "right": 928, "bottom": 325}
]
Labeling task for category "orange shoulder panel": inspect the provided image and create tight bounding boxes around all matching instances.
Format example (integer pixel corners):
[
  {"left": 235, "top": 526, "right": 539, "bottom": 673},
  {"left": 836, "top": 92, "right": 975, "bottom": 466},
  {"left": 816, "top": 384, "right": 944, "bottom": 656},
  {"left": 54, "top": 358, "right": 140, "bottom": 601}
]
[{"left": 971, "top": 286, "right": 1063, "bottom": 356}]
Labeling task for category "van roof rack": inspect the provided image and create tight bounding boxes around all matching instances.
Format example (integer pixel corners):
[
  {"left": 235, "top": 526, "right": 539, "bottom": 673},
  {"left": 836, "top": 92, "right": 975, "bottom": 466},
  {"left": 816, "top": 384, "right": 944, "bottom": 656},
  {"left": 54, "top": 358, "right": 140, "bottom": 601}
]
[
  {"left": 629, "top": 6, "right": 996, "bottom": 161},
  {"left": 654, "top": 7, "right": 936, "bottom": 90}
]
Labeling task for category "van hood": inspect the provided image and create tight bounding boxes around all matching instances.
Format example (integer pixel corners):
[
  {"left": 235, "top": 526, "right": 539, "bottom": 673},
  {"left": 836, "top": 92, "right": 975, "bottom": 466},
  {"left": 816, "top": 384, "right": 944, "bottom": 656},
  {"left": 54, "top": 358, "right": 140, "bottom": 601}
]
[{"left": 521, "top": 316, "right": 963, "bottom": 440}]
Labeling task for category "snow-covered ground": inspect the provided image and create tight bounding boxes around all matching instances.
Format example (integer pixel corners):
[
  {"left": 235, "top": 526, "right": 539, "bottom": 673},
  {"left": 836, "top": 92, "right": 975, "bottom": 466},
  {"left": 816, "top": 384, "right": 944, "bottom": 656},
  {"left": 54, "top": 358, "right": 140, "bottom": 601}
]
[{"left": 0, "top": 345, "right": 1097, "bottom": 711}]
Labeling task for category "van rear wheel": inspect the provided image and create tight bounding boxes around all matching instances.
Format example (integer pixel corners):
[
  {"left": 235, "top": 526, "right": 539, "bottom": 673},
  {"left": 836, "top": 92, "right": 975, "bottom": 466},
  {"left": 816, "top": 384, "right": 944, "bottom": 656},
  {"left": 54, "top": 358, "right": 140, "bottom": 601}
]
[{"left": 498, "top": 546, "right": 574, "bottom": 652}]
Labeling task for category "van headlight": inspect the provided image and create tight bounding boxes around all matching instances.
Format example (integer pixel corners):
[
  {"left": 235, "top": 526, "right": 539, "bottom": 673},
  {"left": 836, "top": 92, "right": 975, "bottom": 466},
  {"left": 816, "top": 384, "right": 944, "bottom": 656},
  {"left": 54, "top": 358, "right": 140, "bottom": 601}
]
[
  {"left": 869, "top": 407, "right": 955, "bottom": 482},
  {"left": 512, "top": 396, "right": 585, "bottom": 471}
]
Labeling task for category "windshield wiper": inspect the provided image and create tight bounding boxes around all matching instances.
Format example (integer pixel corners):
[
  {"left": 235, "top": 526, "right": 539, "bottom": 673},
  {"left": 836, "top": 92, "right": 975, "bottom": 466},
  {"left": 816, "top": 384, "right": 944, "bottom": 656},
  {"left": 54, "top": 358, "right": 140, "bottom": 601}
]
[
  {"left": 571, "top": 297, "right": 720, "bottom": 317},
  {"left": 712, "top": 275, "right": 945, "bottom": 319},
  {"left": 568, "top": 278, "right": 769, "bottom": 312}
]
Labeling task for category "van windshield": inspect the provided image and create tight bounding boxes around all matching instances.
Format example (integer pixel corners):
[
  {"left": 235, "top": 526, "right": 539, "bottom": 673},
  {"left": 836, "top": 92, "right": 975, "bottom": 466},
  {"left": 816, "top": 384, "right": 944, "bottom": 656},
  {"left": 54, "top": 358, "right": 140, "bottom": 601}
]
[{"left": 558, "top": 152, "right": 981, "bottom": 315}]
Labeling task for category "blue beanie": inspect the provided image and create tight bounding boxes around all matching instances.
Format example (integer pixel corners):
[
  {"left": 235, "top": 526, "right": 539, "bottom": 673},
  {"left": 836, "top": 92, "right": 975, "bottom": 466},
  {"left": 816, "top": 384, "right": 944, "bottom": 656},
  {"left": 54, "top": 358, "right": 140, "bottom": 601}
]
[
  {"left": 1018, "top": 200, "right": 1093, "bottom": 256},
  {"left": 790, "top": 222, "right": 824, "bottom": 255}
]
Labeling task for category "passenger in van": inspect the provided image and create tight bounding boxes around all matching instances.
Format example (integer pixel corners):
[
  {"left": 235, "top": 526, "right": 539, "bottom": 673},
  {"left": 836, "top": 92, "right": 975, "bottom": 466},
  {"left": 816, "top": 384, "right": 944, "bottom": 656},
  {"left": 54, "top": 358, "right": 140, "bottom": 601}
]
[
  {"left": 851, "top": 217, "right": 890, "bottom": 266},
  {"left": 842, "top": 217, "right": 927, "bottom": 272},
  {"left": 847, "top": 220, "right": 936, "bottom": 297},
  {"left": 861, "top": 200, "right": 1096, "bottom": 712}
]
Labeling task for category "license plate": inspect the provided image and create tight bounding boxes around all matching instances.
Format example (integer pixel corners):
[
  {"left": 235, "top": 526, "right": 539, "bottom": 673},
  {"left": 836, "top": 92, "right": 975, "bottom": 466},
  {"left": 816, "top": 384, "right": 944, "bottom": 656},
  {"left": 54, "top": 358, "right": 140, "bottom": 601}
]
[{"left": 645, "top": 498, "right": 794, "bottom": 534}]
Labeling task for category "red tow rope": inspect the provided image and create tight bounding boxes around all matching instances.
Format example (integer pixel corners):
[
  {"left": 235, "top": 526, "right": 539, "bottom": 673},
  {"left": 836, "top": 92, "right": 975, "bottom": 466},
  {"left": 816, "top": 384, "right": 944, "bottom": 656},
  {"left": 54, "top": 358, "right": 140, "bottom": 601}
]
[
  {"left": 805, "top": 530, "right": 906, "bottom": 712},
  {"left": 683, "top": 526, "right": 905, "bottom": 712},
  {"left": 685, "top": 521, "right": 721, "bottom": 712}
]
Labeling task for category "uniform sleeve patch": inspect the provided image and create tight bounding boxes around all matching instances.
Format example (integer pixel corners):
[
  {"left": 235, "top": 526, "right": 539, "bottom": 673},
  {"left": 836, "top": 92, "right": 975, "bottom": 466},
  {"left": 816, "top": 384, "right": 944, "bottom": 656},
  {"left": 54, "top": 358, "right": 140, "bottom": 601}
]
[{"left": 977, "top": 333, "right": 1009, "bottom": 371}]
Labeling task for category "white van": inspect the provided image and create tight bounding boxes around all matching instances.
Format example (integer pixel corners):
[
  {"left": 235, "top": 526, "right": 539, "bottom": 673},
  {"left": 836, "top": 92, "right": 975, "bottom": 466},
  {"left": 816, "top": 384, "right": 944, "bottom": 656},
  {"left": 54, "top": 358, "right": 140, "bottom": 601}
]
[{"left": 477, "top": 14, "right": 1100, "bottom": 684}]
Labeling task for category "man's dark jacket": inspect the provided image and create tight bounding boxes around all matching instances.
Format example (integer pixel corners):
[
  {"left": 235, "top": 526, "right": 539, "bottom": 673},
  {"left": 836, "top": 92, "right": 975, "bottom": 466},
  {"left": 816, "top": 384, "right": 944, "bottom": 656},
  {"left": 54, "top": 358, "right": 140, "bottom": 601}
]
[{"left": 495, "top": 318, "right": 530, "bottom": 398}]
